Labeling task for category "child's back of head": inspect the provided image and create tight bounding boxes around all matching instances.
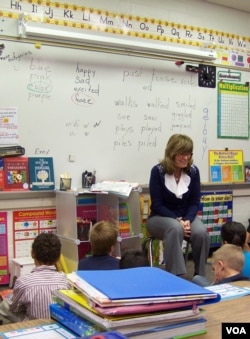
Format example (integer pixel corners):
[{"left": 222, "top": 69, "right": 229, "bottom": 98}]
[
  {"left": 32, "top": 233, "right": 61, "bottom": 265},
  {"left": 221, "top": 221, "right": 246, "bottom": 248},
  {"left": 90, "top": 221, "right": 118, "bottom": 256},
  {"left": 212, "top": 243, "right": 244, "bottom": 276},
  {"left": 120, "top": 249, "right": 150, "bottom": 269}
]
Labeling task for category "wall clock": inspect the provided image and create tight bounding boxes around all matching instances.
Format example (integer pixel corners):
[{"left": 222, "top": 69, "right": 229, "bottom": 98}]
[{"left": 198, "top": 64, "right": 216, "bottom": 88}]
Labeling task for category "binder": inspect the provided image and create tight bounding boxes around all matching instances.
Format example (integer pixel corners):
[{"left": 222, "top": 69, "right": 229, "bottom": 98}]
[
  {"left": 54, "top": 288, "right": 202, "bottom": 317},
  {"left": 53, "top": 289, "right": 205, "bottom": 334},
  {"left": 68, "top": 267, "right": 220, "bottom": 307}
]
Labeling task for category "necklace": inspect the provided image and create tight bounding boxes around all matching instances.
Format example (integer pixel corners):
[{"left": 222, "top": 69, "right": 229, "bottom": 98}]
[
  {"left": 174, "top": 172, "right": 181, "bottom": 183},
  {"left": 174, "top": 176, "right": 180, "bottom": 183}
]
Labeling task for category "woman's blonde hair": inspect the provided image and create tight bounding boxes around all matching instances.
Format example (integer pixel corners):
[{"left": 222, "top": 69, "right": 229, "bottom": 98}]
[{"left": 160, "top": 134, "right": 193, "bottom": 174}]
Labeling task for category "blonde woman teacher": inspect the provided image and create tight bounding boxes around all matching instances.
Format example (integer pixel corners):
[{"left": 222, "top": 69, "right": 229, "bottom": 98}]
[{"left": 146, "top": 134, "right": 210, "bottom": 277}]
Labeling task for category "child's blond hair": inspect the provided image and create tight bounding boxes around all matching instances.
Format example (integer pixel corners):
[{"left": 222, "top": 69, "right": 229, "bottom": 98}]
[
  {"left": 90, "top": 221, "right": 118, "bottom": 256},
  {"left": 211, "top": 243, "right": 244, "bottom": 272}
]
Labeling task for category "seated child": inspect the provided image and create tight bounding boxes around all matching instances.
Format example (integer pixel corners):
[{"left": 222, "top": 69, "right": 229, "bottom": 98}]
[
  {"left": 119, "top": 249, "right": 150, "bottom": 269},
  {"left": 192, "top": 243, "right": 249, "bottom": 287},
  {"left": 246, "top": 219, "right": 250, "bottom": 245},
  {"left": 0, "top": 233, "right": 70, "bottom": 324},
  {"left": 78, "top": 220, "right": 120, "bottom": 270},
  {"left": 221, "top": 221, "right": 250, "bottom": 278}
]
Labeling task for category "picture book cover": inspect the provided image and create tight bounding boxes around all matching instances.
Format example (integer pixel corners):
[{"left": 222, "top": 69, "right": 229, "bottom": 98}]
[
  {"left": 3, "top": 156, "right": 29, "bottom": 191},
  {"left": 28, "top": 157, "right": 55, "bottom": 190}
]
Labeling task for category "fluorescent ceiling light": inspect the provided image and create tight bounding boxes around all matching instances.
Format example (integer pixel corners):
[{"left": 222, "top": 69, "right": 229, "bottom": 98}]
[{"left": 18, "top": 18, "right": 217, "bottom": 62}]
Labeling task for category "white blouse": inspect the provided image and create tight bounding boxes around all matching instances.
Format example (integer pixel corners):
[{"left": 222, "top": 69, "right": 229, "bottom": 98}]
[{"left": 165, "top": 172, "right": 191, "bottom": 199}]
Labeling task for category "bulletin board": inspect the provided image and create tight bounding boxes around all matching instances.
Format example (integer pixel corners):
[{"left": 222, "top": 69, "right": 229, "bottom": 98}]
[
  {"left": 1, "top": 40, "right": 250, "bottom": 187},
  {"left": 198, "top": 190, "right": 233, "bottom": 247}
]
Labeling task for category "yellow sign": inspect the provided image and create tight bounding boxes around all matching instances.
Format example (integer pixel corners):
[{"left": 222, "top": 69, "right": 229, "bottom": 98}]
[{"left": 209, "top": 150, "right": 244, "bottom": 183}]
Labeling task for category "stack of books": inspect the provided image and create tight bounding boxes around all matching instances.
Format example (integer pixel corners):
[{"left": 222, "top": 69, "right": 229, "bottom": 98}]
[
  {"left": 0, "top": 156, "right": 55, "bottom": 191},
  {"left": 51, "top": 267, "right": 221, "bottom": 338}
]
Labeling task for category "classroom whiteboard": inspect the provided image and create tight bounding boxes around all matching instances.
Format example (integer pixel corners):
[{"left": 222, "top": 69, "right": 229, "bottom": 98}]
[{"left": 0, "top": 40, "right": 250, "bottom": 187}]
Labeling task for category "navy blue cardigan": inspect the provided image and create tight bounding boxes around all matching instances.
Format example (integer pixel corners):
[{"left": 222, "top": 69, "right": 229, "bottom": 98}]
[{"left": 149, "top": 164, "right": 201, "bottom": 222}]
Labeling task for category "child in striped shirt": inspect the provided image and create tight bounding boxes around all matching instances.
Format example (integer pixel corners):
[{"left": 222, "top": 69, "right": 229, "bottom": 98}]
[{"left": 0, "top": 233, "right": 70, "bottom": 324}]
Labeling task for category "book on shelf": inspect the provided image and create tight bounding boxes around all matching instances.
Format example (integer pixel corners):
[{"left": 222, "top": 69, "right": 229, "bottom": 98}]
[
  {"left": 3, "top": 156, "right": 29, "bottom": 191},
  {"left": 28, "top": 157, "right": 55, "bottom": 190},
  {"left": 53, "top": 289, "right": 204, "bottom": 333},
  {"left": 67, "top": 267, "right": 220, "bottom": 308},
  {"left": 119, "top": 202, "right": 131, "bottom": 238}
]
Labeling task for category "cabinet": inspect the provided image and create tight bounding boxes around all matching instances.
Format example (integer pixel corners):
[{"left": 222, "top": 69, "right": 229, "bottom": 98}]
[{"left": 56, "top": 190, "right": 142, "bottom": 272}]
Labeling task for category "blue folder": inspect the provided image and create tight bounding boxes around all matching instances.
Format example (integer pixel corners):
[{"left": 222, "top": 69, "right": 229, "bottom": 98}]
[{"left": 76, "top": 267, "right": 220, "bottom": 304}]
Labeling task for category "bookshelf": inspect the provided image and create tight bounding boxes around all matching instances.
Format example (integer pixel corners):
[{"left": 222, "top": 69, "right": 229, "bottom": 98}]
[{"left": 56, "top": 190, "right": 142, "bottom": 272}]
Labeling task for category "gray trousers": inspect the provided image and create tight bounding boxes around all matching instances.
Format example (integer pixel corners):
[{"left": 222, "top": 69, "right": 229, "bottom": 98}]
[
  {"left": 0, "top": 299, "right": 25, "bottom": 324},
  {"left": 146, "top": 216, "right": 210, "bottom": 276}
]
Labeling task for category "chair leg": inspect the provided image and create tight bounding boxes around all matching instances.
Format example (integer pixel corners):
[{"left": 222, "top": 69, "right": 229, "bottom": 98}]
[
  {"left": 148, "top": 238, "right": 154, "bottom": 267},
  {"left": 142, "top": 237, "right": 154, "bottom": 267},
  {"left": 144, "top": 238, "right": 190, "bottom": 267},
  {"left": 184, "top": 242, "right": 190, "bottom": 264}
]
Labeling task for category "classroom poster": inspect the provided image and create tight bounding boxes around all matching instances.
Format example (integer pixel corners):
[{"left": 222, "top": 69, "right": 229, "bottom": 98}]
[
  {"left": 209, "top": 150, "right": 244, "bottom": 183},
  {"left": 13, "top": 208, "right": 56, "bottom": 257},
  {"left": 0, "top": 212, "right": 9, "bottom": 285},
  {"left": 0, "top": 107, "right": 19, "bottom": 144},
  {"left": 217, "top": 82, "right": 249, "bottom": 139},
  {"left": 197, "top": 191, "right": 233, "bottom": 247}
]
